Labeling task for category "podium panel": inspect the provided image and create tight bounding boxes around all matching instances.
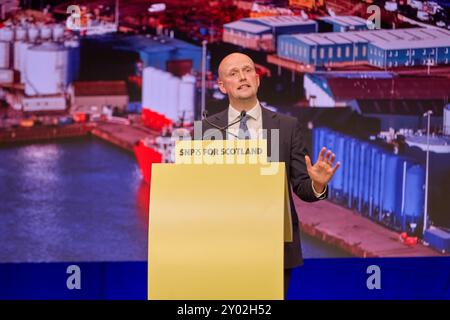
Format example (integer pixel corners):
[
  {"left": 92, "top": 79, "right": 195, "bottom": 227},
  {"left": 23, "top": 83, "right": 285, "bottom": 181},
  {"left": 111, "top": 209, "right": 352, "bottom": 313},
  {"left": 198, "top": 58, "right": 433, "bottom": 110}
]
[{"left": 148, "top": 163, "right": 286, "bottom": 300}]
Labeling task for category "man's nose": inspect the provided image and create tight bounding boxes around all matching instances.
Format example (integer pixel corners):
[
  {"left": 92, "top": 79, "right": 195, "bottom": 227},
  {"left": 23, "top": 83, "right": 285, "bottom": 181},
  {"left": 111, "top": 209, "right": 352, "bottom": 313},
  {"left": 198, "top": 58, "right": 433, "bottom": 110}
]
[{"left": 238, "top": 70, "right": 247, "bottom": 81}]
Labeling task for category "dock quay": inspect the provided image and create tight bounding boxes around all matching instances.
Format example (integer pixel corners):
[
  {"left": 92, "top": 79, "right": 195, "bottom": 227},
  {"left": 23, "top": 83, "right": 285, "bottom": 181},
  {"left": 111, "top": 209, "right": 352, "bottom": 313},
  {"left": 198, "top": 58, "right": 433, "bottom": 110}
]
[
  {"left": 90, "top": 122, "right": 156, "bottom": 153},
  {"left": 0, "top": 121, "right": 156, "bottom": 152},
  {"left": 295, "top": 196, "right": 447, "bottom": 258},
  {"left": 0, "top": 124, "right": 92, "bottom": 144}
]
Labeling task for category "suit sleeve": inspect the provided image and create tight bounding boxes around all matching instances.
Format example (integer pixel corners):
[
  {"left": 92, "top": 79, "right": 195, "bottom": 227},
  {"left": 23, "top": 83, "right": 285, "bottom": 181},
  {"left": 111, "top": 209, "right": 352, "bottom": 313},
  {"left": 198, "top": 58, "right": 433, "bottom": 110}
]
[{"left": 289, "top": 119, "right": 328, "bottom": 202}]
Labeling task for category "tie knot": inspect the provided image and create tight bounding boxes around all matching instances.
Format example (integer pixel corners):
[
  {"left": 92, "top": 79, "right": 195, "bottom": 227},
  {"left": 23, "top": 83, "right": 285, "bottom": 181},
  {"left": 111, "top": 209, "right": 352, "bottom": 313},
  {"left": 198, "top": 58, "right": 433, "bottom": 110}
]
[{"left": 241, "top": 114, "right": 250, "bottom": 123}]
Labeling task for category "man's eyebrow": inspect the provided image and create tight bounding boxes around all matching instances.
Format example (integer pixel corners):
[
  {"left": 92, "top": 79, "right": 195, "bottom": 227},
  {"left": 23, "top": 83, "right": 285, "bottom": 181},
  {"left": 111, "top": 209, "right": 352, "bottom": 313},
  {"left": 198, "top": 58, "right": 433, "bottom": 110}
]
[{"left": 227, "top": 65, "right": 253, "bottom": 73}]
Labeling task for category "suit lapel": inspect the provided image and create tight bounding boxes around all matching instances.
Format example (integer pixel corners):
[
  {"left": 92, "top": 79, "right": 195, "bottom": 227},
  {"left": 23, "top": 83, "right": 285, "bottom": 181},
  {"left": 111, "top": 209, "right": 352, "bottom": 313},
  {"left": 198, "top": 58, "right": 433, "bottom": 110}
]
[
  {"left": 213, "top": 109, "right": 228, "bottom": 135},
  {"left": 202, "top": 109, "right": 228, "bottom": 140},
  {"left": 261, "top": 107, "right": 279, "bottom": 161}
]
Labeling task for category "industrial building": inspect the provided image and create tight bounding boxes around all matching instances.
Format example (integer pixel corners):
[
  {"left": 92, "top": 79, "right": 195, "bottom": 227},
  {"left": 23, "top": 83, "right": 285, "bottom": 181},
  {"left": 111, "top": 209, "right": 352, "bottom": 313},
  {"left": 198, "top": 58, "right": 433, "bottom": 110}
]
[
  {"left": 223, "top": 15, "right": 317, "bottom": 52},
  {"left": 278, "top": 27, "right": 450, "bottom": 68},
  {"left": 68, "top": 81, "right": 129, "bottom": 115},
  {"left": 222, "top": 20, "right": 273, "bottom": 51},
  {"left": 278, "top": 31, "right": 369, "bottom": 66},
  {"left": 304, "top": 72, "right": 450, "bottom": 130},
  {"left": 83, "top": 34, "right": 204, "bottom": 74},
  {"left": 0, "top": 23, "right": 79, "bottom": 112},
  {"left": 318, "top": 15, "right": 369, "bottom": 32}
]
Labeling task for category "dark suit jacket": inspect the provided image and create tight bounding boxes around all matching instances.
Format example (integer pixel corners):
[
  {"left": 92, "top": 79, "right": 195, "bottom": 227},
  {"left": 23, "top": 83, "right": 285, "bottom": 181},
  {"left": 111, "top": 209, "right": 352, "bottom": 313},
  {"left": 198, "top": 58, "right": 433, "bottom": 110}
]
[{"left": 199, "top": 106, "right": 327, "bottom": 269}]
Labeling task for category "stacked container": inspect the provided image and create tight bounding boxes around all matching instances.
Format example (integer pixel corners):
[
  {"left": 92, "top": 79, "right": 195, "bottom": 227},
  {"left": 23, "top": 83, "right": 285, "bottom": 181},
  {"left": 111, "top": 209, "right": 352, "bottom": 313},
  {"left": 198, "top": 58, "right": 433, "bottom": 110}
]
[{"left": 313, "top": 127, "right": 426, "bottom": 234}]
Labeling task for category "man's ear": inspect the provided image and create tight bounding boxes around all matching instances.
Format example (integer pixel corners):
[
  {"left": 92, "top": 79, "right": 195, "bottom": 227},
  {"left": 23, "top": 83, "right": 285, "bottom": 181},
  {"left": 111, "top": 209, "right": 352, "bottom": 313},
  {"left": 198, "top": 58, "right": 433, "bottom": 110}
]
[
  {"left": 218, "top": 80, "right": 227, "bottom": 95},
  {"left": 256, "top": 73, "right": 260, "bottom": 88}
]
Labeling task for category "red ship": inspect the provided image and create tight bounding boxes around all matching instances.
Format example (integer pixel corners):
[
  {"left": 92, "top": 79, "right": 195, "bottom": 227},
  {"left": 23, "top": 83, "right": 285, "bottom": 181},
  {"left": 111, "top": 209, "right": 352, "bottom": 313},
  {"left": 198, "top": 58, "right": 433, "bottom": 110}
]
[{"left": 133, "top": 108, "right": 192, "bottom": 185}]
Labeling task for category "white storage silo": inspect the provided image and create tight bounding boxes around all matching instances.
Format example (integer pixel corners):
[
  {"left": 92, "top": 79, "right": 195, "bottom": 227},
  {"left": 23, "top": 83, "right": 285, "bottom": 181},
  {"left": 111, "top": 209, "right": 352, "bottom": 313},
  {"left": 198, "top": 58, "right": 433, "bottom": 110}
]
[
  {"left": 0, "top": 27, "right": 14, "bottom": 42},
  {"left": 27, "top": 26, "right": 39, "bottom": 43},
  {"left": 0, "top": 41, "right": 10, "bottom": 68},
  {"left": 152, "top": 68, "right": 164, "bottom": 110},
  {"left": 14, "top": 41, "right": 30, "bottom": 83},
  {"left": 14, "top": 27, "right": 27, "bottom": 41},
  {"left": 52, "top": 24, "right": 65, "bottom": 42},
  {"left": 142, "top": 67, "right": 194, "bottom": 122},
  {"left": 13, "top": 40, "right": 20, "bottom": 71},
  {"left": 142, "top": 66, "right": 161, "bottom": 110},
  {"left": 155, "top": 71, "right": 171, "bottom": 115},
  {"left": 142, "top": 66, "right": 153, "bottom": 109},
  {"left": 178, "top": 74, "right": 196, "bottom": 122},
  {"left": 149, "top": 68, "right": 159, "bottom": 109},
  {"left": 166, "top": 74, "right": 180, "bottom": 120},
  {"left": 24, "top": 42, "right": 70, "bottom": 96},
  {"left": 40, "top": 25, "right": 52, "bottom": 40}
]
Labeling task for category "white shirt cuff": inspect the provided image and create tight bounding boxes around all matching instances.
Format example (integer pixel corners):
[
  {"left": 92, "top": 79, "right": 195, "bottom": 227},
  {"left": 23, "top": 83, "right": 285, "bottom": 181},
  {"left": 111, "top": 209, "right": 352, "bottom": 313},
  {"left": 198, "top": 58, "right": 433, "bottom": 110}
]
[{"left": 311, "top": 181, "right": 327, "bottom": 199}]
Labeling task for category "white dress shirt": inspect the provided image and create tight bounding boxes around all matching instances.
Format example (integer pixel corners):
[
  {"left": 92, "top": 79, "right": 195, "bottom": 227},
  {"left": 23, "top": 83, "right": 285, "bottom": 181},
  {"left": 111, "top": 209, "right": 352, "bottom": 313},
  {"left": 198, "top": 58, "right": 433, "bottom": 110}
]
[
  {"left": 227, "top": 102, "right": 327, "bottom": 199},
  {"left": 227, "top": 101, "right": 263, "bottom": 140}
]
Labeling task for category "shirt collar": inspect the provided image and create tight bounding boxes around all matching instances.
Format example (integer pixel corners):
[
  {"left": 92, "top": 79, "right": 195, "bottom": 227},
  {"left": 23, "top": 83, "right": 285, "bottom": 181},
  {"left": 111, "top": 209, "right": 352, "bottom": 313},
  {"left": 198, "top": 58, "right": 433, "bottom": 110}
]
[{"left": 228, "top": 101, "right": 261, "bottom": 121}]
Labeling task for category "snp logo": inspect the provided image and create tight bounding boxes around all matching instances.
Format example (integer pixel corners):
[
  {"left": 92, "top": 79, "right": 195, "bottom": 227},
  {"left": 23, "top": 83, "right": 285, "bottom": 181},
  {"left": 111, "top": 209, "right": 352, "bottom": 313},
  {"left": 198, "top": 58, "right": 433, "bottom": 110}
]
[{"left": 366, "top": 265, "right": 381, "bottom": 290}]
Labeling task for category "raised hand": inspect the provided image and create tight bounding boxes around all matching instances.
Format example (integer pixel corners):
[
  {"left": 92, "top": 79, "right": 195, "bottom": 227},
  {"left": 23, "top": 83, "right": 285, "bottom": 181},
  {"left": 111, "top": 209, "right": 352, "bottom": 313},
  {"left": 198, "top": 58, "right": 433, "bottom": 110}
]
[{"left": 305, "top": 147, "right": 340, "bottom": 193}]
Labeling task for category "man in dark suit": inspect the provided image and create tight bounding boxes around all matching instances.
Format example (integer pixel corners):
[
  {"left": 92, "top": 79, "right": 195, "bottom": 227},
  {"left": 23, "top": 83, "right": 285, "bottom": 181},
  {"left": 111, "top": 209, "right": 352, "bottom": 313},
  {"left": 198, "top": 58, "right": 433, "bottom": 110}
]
[{"left": 199, "top": 53, "right": 340, "bottom": 297}]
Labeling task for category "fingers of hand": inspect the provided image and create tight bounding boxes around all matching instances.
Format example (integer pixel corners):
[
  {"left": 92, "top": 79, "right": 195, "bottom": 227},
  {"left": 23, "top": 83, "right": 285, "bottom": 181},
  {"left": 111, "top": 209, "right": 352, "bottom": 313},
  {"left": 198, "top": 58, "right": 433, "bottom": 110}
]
[
  {"left": 332, "top": 161, "right": 341, "bottom": 174},
  {"left": 305, "top": 155, "right": 312, "bottom": 170},
  {"left": 325, "top": 150, "right": 332, "bottom": 163},
  {"left": 330, "top": 153, "right": 335, "bottom": 165},
  {"left": 318, "top": 147, "right": 326, "bottom": 162}
]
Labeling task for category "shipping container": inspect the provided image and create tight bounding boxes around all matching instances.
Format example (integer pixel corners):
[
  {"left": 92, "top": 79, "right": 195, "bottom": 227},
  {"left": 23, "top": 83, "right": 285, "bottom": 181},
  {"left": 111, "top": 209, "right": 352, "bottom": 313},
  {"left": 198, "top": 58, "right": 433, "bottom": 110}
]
[
  {"left": 368, "top": 146, "right": 382, "bottom": 219},
  {"left": 330, "top": 132, "right": 345, "bottom": 199},
  {"left": 357, "top": 142, "right": 371, "bottom": 213},
  {"left": 313, "top": 127, "right": 429, "bottom": 233},
  {"left": 403, "top": 162, "right": 425, "bottom": 233}
]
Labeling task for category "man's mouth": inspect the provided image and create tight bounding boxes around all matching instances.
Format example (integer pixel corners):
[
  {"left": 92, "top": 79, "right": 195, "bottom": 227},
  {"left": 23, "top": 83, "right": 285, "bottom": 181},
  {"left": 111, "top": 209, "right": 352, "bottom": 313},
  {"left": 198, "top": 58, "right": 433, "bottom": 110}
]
[{"left": 238, "top": 84, "right": 251, "bottom": 90}]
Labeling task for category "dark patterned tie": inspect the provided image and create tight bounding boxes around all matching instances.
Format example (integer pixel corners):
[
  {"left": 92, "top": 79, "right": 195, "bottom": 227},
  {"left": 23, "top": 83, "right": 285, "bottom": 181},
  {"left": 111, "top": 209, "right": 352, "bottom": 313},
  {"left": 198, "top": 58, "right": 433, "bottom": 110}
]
[{"left": 238, "top": 114, "right": 251, "bottom": 140}]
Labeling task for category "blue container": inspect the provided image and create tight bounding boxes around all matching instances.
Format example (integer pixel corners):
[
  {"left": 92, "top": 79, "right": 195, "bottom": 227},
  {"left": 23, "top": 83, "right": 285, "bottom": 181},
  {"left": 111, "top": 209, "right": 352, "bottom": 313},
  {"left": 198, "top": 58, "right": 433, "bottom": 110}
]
[
  {"left": 312, "top": 127, "right": 321, "bottom": 165},
  {"left": 312, "top": 127, "right": 320, "bottom": 163},
  {"left": 403, "top": 163, "right": 425, "bottom": 232},
  {"left": 358, "top": 142, "right": 371, "bottom": 213},
  {"left": 313, "top": 127, "right": 349, "bottom": 202},
  {"left": 346, "top": 138, "right": 360, "bottom": 208},
  {"left": 330, "top": 132, "right": 345, "bottom": 195},
  {"left": 341, "top": 135, "right": 352, "bottom": 201},
  {"left": 380, "top": 152, "right": 403, "bottom": 227},
  {"left": 313, "top": 127, "right": 328, "bottom": 163},
  {"left": 424, "top": 228, "right": 450, "bottom": 253},
  {"left": 350, "top": 138, "right": 362, "bottom": 208},
  {"left": 369, "top": 146, "right": 382, "bottom": 218},
  {"left": 127, "top": 102, "right": 142, "bottom": 113},
  {"left": 324, "top": 130, "right": 336, "bottom": 172}
]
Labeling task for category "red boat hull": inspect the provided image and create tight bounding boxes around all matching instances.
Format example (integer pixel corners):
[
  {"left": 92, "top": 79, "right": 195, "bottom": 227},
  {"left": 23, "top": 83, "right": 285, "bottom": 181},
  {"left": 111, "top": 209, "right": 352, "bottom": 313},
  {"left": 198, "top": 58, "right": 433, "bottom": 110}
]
[{"left": 133, "top": 140, "right": 163, "bottom": 185}]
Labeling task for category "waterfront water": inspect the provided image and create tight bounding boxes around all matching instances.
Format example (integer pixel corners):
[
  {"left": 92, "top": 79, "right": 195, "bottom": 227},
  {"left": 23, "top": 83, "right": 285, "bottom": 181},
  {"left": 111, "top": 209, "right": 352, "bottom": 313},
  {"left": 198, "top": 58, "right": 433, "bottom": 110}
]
[{"left": 0, "top": 137, "right": 351, "bottom": 263}]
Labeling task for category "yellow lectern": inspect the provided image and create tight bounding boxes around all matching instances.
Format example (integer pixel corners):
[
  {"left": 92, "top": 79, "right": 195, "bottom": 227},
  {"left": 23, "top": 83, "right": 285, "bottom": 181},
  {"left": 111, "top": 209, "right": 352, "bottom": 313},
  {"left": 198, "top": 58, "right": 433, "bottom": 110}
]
[{"left": 148, "top": 141, "right": 292, "bottom": 300}]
